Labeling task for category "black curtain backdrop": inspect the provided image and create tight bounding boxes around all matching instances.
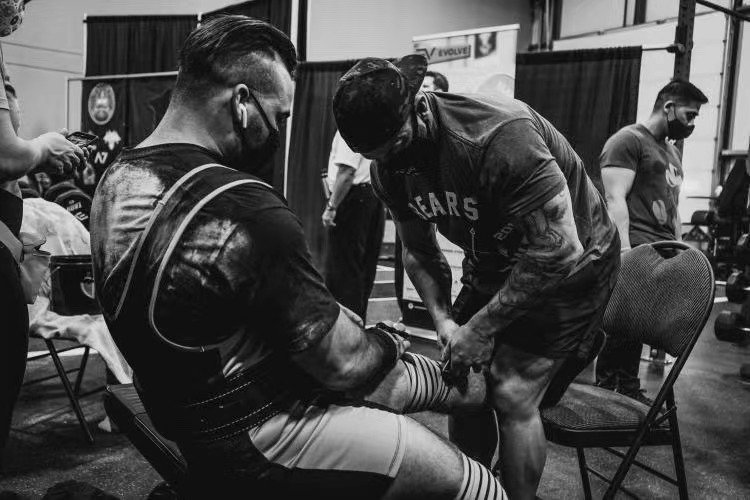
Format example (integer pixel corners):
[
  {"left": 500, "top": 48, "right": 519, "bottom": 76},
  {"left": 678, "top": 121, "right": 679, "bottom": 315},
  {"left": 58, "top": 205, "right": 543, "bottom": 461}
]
[
  {"left": 85, "top": 15, "right": 197, "bottom": 76},
  {"left": 127, "top": 76, "right": 176, "bottom": 146},
  {"left": 204, "top": 0, "right": 292, "bottom": 34},
  {"left": 287, "top": 60, "right": 357, "bottom": 269},
  {"left": 515, "top": 46, "right": 642, "bottom": 192}
]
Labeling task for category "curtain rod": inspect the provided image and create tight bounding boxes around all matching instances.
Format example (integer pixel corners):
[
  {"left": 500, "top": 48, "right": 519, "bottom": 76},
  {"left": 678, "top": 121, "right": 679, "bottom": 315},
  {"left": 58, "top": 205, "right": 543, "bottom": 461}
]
[
  {"left": 68, "top": 71, "right": 178, "bottom": 82},
  {"left": 642, "top": 43, "right": 685, "bottom": 53}
]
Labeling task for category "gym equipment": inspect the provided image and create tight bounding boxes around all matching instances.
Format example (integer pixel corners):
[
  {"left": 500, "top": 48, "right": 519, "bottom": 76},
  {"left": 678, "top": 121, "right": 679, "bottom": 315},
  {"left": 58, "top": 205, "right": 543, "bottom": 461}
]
[
  {"left": 714, "top": 310, "right": 748, "bottom": 343},
  {"left": 43, "top": 180, "right": 93, "bottom": 229},
  {"left": 43, "top": 180, "right": 77, "bottom": 202},
  {"left": 55, "top": 188, "right": 92, "bottom": 229},
  {"left": 725, "top": 270, "right": 748, "bottom": 303}
]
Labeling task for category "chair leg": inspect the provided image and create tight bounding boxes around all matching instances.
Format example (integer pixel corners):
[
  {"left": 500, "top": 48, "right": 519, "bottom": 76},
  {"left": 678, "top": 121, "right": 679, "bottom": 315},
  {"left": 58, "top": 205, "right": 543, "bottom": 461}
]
[
  {"left": 45, "top": 340, "right": 94, "bottom": 444},
  {"left": 605, "top": 441, "right": 643, "bottom": 500},
  {"left": 576, "top": 448, "right": 593, "bottom": 500},
  {"left": 73, "top": 346, "right": 90, "bottom": 397},
  {"left": 670, "top": 414, "right": 689, "bottom": 499}
]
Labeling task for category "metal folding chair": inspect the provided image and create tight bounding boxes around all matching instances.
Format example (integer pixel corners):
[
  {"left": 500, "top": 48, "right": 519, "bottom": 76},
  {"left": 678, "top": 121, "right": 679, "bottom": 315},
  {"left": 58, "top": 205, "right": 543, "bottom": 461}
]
[
  {"left": 25, "top": 334, "right": 95, "bottom": 444},
  {"left": 541, "top": 241, "right": 715, "bottom": 499}
]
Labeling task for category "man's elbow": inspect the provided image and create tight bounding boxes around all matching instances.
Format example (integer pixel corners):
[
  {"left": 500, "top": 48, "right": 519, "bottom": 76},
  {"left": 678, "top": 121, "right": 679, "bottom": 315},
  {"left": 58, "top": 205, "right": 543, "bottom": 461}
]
[
  {"left": 323, "top": 358, "right": 369, "bottom": 392},
  {"left": 558, "top": 237, "right": 584, "bottom": 272}
]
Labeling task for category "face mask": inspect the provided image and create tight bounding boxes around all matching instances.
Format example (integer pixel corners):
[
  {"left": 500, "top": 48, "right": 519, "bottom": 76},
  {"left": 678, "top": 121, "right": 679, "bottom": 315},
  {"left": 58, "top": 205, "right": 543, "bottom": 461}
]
[
  {"left": 0, "top": 0, "right": 25, "bottom": 38},
  {"left": 235, "top": 91, "right": 280, "bottom": 183},
  {"left": 666, "top": 107, "right": 694, "bottom": 141}
]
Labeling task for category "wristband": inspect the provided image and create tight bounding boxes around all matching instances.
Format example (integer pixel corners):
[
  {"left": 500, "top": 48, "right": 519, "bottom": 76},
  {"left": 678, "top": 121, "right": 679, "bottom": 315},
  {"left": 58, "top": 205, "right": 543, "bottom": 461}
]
[
  {"left": 351, "top": 325, "right": 404, "bottom": 396},
  {"left": 326, "top": 201, "right": 337, "bottom": 211}
]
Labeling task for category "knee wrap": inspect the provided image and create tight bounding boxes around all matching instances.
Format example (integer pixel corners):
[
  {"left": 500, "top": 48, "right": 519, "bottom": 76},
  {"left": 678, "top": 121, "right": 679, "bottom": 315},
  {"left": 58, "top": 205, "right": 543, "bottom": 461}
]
[
  {"left": 401, "top": 352, "right": 450, "bottom": 413},
  {"left": 456, "top": 454, "right": 507, "bottom": 500}
]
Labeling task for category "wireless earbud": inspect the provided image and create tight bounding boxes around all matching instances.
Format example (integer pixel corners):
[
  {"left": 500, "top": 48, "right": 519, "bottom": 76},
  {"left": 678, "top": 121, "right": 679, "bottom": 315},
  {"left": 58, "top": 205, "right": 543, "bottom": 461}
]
[{"left": 239, "top": 105, "right": 248, "bottom": 129}]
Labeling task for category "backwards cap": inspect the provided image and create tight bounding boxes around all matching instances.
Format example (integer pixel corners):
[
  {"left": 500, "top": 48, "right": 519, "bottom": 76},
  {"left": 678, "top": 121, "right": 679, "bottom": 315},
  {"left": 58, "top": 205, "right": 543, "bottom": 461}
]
[{"left": 333, "top": 54, "right": 427, "bottom": 153}]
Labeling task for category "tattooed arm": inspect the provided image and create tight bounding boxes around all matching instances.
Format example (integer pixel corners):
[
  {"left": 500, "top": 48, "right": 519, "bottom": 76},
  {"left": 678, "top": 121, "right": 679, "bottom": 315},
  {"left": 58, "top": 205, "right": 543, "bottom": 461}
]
[
  {"left": 445, "top": 186, "right": 583, "bottom": 374},
  {"left": 397, "top": 218, "right": 459, "bottom": 345}
]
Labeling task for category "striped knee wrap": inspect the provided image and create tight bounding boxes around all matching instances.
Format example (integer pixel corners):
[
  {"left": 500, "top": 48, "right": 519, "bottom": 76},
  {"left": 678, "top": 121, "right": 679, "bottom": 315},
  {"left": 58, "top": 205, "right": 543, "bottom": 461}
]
[
  {"left": 401, "top": 352, "right": 450, "bottom": 413},
  {"left": 455, "top": 454, "right": 507, "bottom": 500}
]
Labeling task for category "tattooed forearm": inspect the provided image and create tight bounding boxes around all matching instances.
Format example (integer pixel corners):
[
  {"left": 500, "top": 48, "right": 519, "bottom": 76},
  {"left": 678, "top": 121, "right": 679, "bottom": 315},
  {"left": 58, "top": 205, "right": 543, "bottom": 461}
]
[{"left": 468, "top": 189, "right": 583, "bottom": 337}]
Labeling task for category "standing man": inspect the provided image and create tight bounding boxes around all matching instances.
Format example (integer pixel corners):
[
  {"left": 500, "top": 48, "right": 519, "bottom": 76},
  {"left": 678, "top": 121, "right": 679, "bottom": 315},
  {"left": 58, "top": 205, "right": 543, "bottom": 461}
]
[
  {"left": 596, "top": 79, "right": 707, "bottom": 402},
  {"left": 321, "top": 131, "right": 383, "bottom": 323},
  {"left": 333, "top": 55, "right": 620, "bottom": 500}
]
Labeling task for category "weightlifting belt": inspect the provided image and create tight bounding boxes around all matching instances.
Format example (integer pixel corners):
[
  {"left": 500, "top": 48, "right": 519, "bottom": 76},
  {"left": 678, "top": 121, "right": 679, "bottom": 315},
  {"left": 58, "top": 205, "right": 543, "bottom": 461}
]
[{"left": 113, "top": 163, "right": 302, "bottom": 442}]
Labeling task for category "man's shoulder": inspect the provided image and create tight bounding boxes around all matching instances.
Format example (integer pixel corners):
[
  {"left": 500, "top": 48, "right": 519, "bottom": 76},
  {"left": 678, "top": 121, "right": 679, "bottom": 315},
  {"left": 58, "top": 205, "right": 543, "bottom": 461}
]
[
  {"left": 603, "top": 124, "right": 643, "bottom": 150},
  {"left": 427, "top": 92, "right": 532, "bottom": 146}
]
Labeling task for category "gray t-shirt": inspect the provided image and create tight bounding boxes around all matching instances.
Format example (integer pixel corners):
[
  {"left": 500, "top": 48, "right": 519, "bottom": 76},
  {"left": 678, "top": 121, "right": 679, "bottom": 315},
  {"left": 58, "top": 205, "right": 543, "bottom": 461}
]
[{"left": 600, "top": 124, "right": 682, "bottom": 246}]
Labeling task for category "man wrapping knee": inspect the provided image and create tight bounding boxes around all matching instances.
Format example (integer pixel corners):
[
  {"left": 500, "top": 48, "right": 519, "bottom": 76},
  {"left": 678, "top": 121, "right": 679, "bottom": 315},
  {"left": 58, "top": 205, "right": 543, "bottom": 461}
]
[
  {"left": 90, "top": 16, "right": 503, "bottom": 499},
  {"left": 332, "top": 54, "right": 621, "bottom": 499}
]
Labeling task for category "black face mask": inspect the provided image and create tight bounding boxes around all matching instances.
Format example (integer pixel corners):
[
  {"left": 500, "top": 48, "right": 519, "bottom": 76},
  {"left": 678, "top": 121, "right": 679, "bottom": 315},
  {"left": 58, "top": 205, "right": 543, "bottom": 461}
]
[
  {"left": 236, "top": 91, "right": 281, "bottom": 183},
  {"left": 666, "top": 107, "right": 694, "bottom": 141}
]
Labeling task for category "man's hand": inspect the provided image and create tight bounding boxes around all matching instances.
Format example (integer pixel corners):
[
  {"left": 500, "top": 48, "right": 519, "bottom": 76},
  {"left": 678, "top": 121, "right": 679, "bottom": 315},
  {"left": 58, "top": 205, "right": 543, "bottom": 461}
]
[
  {"left": 442, "top": 324, "right": 495, "bottom": 382},
  {"left": 435, "top": 317, "right": 459, "bottom": 350},
  {"left": 321, "top": 206, "right": 337, "bottom": 227}
]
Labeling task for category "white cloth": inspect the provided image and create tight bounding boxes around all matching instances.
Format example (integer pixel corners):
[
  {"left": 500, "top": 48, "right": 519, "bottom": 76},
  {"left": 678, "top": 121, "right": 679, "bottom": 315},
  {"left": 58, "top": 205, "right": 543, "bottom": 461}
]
[
  {"left": 326, "top": 131, "right": 372, "bottom": 192},
  {"left": 22, "top": 197, "right": 132, "bottom": 384}
]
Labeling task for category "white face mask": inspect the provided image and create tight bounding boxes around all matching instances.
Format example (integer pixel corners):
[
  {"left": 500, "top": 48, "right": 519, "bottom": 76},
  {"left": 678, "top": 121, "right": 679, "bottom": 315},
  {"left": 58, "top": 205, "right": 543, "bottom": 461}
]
[{"left": 0, "top": 0, "right": 25, "bottom": 38}]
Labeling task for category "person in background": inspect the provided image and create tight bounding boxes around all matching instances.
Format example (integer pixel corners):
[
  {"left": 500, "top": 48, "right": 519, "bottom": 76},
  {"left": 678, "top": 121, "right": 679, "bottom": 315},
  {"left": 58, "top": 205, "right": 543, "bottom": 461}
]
[
  {"left": 595, "top": 79, "right": 708, "bottom": 403},
  {"left": 0, "top": 74, "right": 85, "bottom": 468},
  {"left": 421, "top": 70, "right": 449, "bottom": 92},
  {"left": 321, "top": 131, "right": 384, "bottom": 323}
]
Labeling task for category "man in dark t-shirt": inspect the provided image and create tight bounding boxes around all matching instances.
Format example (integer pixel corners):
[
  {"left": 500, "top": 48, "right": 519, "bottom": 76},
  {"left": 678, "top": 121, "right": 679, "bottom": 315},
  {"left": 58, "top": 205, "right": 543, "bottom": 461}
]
[
  {"left": 596, "top": 79, "right": 708, "bottom": 402},
  {"left": 91, "top": 17, "right": 507, "bottom": 499},
  {"left": 333, "top": 55, "right": 619, "bottom": 499}
]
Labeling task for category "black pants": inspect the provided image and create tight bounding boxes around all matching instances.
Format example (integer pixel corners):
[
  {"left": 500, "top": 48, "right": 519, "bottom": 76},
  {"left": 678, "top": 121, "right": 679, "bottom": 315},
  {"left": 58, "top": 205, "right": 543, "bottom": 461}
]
[
  {"left": 324, "top": 184, "right": 385, "bottom": 323},
  {"left": 595, "top": 335, "right": 642, "bottom": 394},
  {"left": 595, "top": 242, "right": 642, "bottom": 395},
  {"left": 0, "top": 242, "right": 29, "bottom": 467}
]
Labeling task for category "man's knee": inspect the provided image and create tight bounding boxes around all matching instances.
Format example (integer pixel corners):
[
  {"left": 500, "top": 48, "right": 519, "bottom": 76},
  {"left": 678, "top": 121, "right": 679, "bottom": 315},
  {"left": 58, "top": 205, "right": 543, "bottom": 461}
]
[{"left": 489, "top": 378, "right": 540, "bottom": 420}]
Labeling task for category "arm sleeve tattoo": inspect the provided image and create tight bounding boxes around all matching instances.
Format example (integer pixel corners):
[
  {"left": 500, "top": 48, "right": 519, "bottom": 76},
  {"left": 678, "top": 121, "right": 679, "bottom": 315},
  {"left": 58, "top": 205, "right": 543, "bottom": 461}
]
[{"left": 483, "top": 188, "right": 583, "bottom": 330}]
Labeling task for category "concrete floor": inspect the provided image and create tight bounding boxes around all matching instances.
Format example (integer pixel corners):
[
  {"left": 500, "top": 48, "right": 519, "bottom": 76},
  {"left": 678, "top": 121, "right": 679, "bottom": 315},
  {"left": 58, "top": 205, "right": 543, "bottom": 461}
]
[{"left": 1, "top": 265, "right": 748, "bottom": 499}]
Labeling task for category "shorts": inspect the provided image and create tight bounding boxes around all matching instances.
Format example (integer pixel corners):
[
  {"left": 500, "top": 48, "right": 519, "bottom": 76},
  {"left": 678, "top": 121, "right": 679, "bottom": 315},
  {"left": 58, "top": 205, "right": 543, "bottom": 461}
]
[
  {"left": 179, "top": 403, "right": 408, "bottom": 499},
  {"left": 453, "top": 243, "right": 619, "bottom": 406}
]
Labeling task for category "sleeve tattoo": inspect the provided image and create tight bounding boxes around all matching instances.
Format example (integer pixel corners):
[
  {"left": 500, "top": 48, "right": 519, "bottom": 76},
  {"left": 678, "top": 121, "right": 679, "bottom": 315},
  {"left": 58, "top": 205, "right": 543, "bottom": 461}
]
[{"left": 486, "top": 189, "right": 582, "bottom": 322}]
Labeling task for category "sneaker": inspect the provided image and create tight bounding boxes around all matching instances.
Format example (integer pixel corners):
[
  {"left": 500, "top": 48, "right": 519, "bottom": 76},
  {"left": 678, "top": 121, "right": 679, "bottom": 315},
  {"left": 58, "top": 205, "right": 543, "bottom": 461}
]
[{"left": 619, "top": 388, "right": 654, "bottom": 407}]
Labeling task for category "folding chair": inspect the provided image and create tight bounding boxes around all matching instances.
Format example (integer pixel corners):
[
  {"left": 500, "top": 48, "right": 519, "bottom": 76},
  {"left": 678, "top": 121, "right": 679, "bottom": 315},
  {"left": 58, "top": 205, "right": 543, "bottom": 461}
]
[
  {"left": 541, "top": 241, "right": 715, "bottom": 499},
  {"left": 25, "top": 334, "right": 95, "bottom": 443}
]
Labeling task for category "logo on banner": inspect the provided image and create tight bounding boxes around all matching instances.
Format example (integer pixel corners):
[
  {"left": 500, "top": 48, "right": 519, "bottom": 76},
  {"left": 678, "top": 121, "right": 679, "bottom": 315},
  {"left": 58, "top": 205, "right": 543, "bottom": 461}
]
[
  {"left": 416, "top": 44, "right": 471, "bottom": 64},
  {"left": 103, "top": 130, "right": 122, "bottom": 151},
  {"left": 88, "top": 83, "right": 116, "bottom": 126},
  {"left": 474, "top": 32, "right": 497, "bottom": 59}
]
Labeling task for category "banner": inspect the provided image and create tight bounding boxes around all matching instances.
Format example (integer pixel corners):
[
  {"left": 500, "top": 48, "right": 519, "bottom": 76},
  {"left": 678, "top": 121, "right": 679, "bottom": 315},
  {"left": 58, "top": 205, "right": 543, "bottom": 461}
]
[
  {"left": 80, "top": 80, "right": 127, "bottom": 196},
  {"left": 413, "top": 24, "right": 518, "bottom": 96},
  {"left": 400, "top": 25, "right": 518, "bottom": 328}
]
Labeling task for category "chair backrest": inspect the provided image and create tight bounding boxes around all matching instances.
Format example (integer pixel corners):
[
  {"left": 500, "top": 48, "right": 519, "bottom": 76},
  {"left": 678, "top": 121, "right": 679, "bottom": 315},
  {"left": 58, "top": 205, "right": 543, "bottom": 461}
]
[{"left": 603, "top": 241, "right": 714, "bottom": 358}]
